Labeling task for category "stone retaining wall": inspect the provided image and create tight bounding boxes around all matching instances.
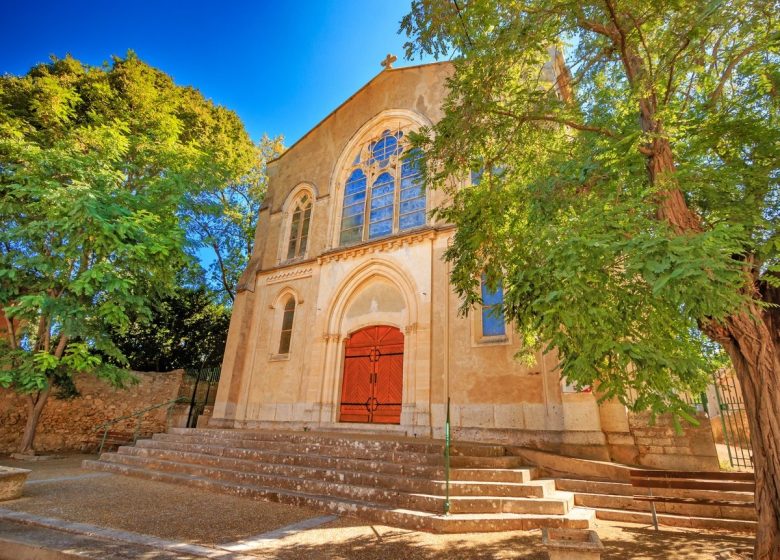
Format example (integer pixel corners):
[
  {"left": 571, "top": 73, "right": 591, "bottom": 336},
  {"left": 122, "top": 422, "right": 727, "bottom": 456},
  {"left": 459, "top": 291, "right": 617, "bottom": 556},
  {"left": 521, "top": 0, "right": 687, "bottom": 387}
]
[
  {"left": 629, "top": 411, "right": 720, "bottom": 471},
  {"left": 0, "top": 370, "right": 184, "bottom": 454}
]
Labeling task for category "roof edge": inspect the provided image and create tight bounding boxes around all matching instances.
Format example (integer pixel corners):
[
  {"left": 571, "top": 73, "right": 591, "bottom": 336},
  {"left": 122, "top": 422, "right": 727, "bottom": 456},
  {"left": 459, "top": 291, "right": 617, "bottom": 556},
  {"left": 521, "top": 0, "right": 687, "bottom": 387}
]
[{"left": 269, "top": 60, "right": 452, "bottom": 166}]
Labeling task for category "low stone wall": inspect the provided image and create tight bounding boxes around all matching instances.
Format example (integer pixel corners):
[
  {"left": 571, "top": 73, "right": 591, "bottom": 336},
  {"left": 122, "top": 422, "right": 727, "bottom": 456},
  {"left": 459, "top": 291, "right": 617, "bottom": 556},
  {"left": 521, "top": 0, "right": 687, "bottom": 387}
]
[
  {"left": 0, "top": 370, "right": 184, "bottom": 454},
  {"left": 629, "top": 411, "right": 720, "bottom": 471}
]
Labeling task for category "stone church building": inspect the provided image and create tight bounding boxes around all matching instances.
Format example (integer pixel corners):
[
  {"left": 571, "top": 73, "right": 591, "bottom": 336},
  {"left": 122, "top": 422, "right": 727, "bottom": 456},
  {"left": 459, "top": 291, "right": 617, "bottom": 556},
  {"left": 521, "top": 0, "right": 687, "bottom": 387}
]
[{"left": 211, "top": 60, "right": 718, "bottom": 470}]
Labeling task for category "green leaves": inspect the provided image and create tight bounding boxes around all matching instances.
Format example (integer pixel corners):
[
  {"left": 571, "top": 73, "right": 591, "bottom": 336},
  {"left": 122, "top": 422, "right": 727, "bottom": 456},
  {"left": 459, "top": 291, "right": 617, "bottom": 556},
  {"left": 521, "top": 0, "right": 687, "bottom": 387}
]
[
  {"left": 0, "top": 53, "right": 257, "bottom": 400},
  {"left": 181, "top": 134, "right": 284, "bottom": 304},
  {"left": 403, "top": 0, "right": 778, "bottom": 420}
]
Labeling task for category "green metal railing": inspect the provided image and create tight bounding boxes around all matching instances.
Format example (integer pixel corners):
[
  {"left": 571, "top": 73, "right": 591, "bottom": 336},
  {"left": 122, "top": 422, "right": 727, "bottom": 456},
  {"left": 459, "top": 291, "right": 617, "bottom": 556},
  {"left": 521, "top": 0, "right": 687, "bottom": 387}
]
[
  {"left": 94, "top": 397, "right": 186, "bottom": 455},
  {"left": 444, "top": 397, "right": 451, "bottom": 515}
]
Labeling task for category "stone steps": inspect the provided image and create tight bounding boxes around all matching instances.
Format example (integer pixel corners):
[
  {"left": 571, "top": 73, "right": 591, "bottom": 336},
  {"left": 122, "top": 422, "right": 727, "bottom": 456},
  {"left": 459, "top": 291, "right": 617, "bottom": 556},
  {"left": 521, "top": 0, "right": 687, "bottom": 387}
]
[
  {"left": 116, "top": 446, "right": 550, "bottom": 498},
  {"left": 95, "top": 452, "right": 573, "bottom": 515},
  {"left": 83, "top": 459, "right": 594, "bottom": 533},
  {"left": 594, "top": 506, "right": 757, "bottom": 532},
  {"left": 133, "top": 438, "right": 536, "bottom": 483},
  {"left": 554, "top": 478, "right": 757, "bottom": 530},
  {"left": 83, "top": 427, "right": 591, "bottom": 532},
  {"left": 167, "top": 427, "right": 509, "bottom": 456},
  {"left": 152, "top": 432, "right": 445, "bottom": 466}
]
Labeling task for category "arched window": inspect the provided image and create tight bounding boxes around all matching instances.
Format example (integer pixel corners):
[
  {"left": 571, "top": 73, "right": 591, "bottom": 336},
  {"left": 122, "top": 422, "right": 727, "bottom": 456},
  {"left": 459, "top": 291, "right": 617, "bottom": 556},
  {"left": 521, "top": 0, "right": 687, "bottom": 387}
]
[
  {"left": 278, "top": 296, "right": 296, "bottom": 354},
  {"left": 339, "top": 129, "right": 425, "bottom": 246},
  {"left": 286, "top": 194, "right": 312, "bottom": 260}
]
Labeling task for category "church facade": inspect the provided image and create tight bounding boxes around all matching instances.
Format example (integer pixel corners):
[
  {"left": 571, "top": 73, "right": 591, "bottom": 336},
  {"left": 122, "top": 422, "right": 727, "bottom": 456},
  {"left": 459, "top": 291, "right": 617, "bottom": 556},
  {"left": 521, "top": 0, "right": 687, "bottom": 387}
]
[{"left": 210, "top": 61, "right": 718, "bottom": 469}]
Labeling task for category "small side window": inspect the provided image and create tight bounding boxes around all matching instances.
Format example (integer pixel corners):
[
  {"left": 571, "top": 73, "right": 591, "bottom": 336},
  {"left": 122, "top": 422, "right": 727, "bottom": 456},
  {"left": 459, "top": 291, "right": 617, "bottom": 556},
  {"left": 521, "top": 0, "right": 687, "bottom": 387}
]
[
  {"left": 480, "top": 275, "right": 505, "bottom": 337},
  {"left": 278, "top": 297, "right": 296, "bottom": 354}
]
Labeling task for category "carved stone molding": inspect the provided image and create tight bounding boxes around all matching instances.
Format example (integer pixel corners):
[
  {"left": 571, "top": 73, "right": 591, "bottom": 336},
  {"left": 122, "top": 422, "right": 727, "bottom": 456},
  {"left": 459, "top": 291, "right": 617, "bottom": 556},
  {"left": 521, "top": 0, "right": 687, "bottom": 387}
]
[
  {"left": 404, "top": 323, "right": 419, "bottom": 335},
  {"left": 321, "top": 333, "right": 341, "bottom": 343},
  {"left": 318, "top": 230, "right": 436, "bottom": 265},
  {"left": 266, "top": 267, "right": 313, "bottom": 285}
]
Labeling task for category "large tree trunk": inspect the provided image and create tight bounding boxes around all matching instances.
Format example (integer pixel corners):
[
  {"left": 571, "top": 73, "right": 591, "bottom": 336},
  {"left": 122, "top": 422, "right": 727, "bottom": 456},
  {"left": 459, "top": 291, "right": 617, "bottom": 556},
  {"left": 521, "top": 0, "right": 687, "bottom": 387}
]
[
  {"left": 709, "top": 305, "right": 780, "bottom": 560},
  {"left": 18, "top": 387, "right": 50, "bottom": 455},
  {"left": 647, "top": 135, "right": 779, "bottom": 557}
]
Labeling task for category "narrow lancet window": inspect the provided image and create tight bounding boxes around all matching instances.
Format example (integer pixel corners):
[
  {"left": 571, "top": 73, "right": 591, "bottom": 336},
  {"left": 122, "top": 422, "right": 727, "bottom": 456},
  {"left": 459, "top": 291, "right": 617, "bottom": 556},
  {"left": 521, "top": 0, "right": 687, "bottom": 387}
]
[
  {"left": 278, "top": 297, "right": 296, "bottom": 354},
  {"left": 287, "top": 195, "right": 312, "bottom": 260}
]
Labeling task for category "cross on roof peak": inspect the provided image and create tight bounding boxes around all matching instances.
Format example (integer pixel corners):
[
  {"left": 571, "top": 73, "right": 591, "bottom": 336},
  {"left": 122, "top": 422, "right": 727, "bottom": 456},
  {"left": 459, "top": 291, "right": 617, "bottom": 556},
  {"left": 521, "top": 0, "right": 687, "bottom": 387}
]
[{"left": 380, "top": 53, "right": 398, "bottom": 70}]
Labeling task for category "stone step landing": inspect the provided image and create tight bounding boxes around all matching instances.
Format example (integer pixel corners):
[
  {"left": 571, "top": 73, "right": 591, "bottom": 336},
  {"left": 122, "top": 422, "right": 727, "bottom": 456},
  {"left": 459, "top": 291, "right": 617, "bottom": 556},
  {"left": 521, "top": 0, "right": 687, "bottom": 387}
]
[
  {"left": 554, "top": 478, "right": 756, "bottom": 532},
  {"left": 83, "top": 427, "right": 594, "bottom": 533}
]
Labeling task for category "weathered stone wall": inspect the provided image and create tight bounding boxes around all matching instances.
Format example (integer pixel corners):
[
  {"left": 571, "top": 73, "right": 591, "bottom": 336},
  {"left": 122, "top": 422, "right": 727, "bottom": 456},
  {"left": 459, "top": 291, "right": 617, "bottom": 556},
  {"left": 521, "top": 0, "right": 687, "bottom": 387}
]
[
  {"left": 0, "top": 370, "right": 184, "bottom": 454},
  {"left": 629, "top": 411, "right": 720, "bottom": 471}
]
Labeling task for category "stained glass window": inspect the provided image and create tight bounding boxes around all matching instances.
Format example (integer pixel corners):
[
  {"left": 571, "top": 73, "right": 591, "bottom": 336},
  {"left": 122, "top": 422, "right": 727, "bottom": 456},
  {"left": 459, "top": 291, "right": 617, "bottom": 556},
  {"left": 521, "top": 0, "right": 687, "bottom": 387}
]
[
  {"left": 481, "top": 276, "right": 506, "bottom": 337},
  {"left": 339, "top": 128, "right": 426, "bottom": 245}
]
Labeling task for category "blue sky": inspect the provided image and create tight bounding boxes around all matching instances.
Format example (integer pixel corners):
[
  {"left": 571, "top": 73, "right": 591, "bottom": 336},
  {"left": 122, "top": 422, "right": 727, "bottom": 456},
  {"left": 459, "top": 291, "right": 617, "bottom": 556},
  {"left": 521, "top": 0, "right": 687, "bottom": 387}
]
[{"left": 0, "top": 1, "right": 436, "bottom": 146}]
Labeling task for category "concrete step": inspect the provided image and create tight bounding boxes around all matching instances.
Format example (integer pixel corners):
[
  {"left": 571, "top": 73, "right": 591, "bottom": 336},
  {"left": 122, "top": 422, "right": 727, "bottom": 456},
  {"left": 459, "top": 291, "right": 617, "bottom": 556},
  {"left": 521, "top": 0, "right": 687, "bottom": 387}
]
[
  {"left": 573, "top": 491, "right": 756, "bottom": 522},
  {"left": 555, "top": 478, "right": 754, "bottom": 503},
  {"left": 152, "top": 432, "right": 520, "bottom": 471},
  {"left": 449, "top": 455, "right": 527, "bottom": 469},
  {"left": 167, "top": 428, "right": 449, "bottom": 454},
  {"left": 555, "top": 478, "right": 756, "bottom": 522},
  {"left": 116, "top": 446, "right": 550, "bottom": 498},
  {"left": 152, "top": 432, "right": 446, "bottom": 466},
  {"left": 171, "top": 428, "right": 512, "bottom": 459},
  {"left": 594, "top": 506, "right": 756, "bottom": 532},
  {"left": 82, "top": 459, "right": 593, "bottom": 533},
  {"left": 97, "top": 452, "right": 570, "bottom": 515},
  {"left": 133, "top": 438, "right": 537, "bottom": 482},
  {"left": 451, "top": 468, "right": 537, "bottom": 483}
]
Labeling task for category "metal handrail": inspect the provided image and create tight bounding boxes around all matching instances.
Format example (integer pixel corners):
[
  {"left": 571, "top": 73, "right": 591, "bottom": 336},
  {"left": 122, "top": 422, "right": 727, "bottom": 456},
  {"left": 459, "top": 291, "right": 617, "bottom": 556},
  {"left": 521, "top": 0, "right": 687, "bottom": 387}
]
[
  {"left": 94, "top": 397, "right": 187, "bottom": 454},
  {"left": 444, "top": 397, "right": 451, "bottom": 515}
]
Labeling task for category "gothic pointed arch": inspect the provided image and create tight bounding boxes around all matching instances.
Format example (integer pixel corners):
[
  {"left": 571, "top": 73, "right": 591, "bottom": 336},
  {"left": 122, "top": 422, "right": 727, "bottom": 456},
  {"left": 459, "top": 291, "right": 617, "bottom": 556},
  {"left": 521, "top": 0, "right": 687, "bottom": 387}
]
[{"left": 278, "top": 183, "right": 316, "bottom": 264}]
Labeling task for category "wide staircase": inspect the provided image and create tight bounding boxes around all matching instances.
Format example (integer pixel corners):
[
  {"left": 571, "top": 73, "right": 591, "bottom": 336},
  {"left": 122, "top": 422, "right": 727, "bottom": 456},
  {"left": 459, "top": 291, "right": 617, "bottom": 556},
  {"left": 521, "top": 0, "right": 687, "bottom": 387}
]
[{"left": 83, "top": 427, "right": 594, "bottom": 533}]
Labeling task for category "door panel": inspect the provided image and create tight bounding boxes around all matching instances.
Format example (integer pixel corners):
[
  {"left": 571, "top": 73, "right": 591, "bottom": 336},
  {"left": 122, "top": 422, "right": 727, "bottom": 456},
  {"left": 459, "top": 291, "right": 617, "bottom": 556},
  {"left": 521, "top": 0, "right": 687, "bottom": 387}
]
[
  {"left": 339, "top": 325, "right": 404, "bottom": 424},
  {"left": 372, "top": 352, "right": 403, "bottom": 424},
  {"left": 339, "top": 355, "right": 372, "bottom": 423}
]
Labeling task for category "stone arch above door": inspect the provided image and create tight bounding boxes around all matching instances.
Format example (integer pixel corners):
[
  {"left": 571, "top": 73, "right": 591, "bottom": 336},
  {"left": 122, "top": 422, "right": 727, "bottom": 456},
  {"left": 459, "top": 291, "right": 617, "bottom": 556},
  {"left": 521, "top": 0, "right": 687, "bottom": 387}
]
[
  {"left": 341, "top": 276, "right": 407, "bottom": 335},
  {"left": 324, "top": 258, "right": 418, "bottom": 338},
  {"left": 318, "top": 258, "right": 429, "bottom": 430}
]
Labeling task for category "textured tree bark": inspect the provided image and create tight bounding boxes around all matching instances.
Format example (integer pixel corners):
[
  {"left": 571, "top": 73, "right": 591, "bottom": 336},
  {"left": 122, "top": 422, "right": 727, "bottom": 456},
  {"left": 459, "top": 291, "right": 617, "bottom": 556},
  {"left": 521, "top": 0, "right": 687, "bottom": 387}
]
[
  {"left": 709, "top": 308, "right": 780, "bottom": 560},
  {"left": 643, "top": 123, "right": 778, "bottom": 559},
  {"left": 18, "top": 386, "right": 51, "bottom": 455}
]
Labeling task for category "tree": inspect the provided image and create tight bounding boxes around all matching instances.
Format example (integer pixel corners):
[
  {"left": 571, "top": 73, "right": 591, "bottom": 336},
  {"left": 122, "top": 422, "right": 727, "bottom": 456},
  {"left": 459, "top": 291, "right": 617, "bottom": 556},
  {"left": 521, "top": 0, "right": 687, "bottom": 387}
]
[
  {"left": 182, "top": 134, "right": 284, "bottom": 304},
  {"left": 0, "top": 53, "right": 257, "bottom": 455},
  {"left": 402, "top": 1, "right": 779, "bottom": 556},
  {"left": 109, "top": 284, "right": 231, "bottom": 372}
]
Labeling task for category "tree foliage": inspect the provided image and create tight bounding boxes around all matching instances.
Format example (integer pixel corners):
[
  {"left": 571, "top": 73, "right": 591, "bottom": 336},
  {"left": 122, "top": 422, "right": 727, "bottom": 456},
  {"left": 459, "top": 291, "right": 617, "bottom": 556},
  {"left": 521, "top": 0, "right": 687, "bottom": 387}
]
[
  {"left": 182, "top": 134, "right": 284, "bottom": 304},
  {"left": 0, "top": 53, "right": 257, "bottom": 453},
  {"left": 108, "top": 285, "right": 230, "bottom": 372},
  {"left": 403, "top": 1, "right": 779, "bottom": 555},
  {"left": 403, "top": 0, "right": 777, "bottom": 414}
]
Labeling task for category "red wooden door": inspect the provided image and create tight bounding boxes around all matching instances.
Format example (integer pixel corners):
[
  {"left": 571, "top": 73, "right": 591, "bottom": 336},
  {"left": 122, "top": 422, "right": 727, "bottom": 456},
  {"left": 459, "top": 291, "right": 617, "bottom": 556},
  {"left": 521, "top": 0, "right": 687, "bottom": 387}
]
[{"left": 339, "top": 325, "right": 404, "bottom": 424}]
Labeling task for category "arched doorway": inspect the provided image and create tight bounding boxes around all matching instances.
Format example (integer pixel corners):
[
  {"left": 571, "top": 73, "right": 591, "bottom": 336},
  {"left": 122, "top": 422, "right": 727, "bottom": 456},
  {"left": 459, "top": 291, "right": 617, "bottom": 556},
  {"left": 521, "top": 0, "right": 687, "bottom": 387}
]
[{"left": 339, "top": 325, "right": 403, "bottom": 424}]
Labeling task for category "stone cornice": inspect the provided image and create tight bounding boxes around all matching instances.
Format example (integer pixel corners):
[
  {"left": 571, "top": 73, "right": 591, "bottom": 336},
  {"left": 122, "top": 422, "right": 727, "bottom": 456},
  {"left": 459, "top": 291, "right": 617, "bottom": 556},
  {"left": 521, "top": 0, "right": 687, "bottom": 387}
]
[
  {"left": 317, "top": 228, "right": 442, "bottom": 265},
  {"left": 265, "top": 267, "right": 313, "bottom": 285},
  {"left": 251, "top": 225, "right": 455, "bottom": 282}
]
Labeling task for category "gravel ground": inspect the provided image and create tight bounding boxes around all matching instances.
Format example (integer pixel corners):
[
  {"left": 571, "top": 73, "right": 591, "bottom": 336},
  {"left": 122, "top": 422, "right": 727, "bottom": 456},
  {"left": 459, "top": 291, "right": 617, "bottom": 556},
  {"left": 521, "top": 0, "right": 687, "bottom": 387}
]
[
  {"left": 1, "top": 453, "right": 320, "bottom": 546},
  {"left": 1, "top": 453, "right": 99, "bottom": 481},
  {"left": 0, "top": 453, "right": 756, "bottom": 559},
  {"left": 260, "top": 517, "right": 754, "bottom": 560}
]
